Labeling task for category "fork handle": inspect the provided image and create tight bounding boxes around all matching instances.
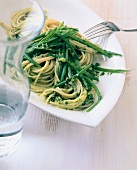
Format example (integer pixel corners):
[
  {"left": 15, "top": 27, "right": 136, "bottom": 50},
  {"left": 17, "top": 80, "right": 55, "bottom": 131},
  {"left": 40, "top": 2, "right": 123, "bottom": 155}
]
[{"left": 123, "top": 29, "right": 137, "bottom": 32}]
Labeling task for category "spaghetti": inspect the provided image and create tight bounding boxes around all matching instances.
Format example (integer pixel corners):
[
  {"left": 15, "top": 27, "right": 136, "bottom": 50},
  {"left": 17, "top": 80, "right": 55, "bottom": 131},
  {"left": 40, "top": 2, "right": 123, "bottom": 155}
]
[{"left": 2, "top": 8, "right": 127, "bottom": 111}]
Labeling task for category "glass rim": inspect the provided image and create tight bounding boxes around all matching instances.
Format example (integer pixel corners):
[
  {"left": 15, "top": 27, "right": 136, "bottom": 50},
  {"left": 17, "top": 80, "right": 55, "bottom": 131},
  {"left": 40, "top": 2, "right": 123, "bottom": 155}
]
[{"left": 0, "top": 0, "right": 45, "bottom": 46}]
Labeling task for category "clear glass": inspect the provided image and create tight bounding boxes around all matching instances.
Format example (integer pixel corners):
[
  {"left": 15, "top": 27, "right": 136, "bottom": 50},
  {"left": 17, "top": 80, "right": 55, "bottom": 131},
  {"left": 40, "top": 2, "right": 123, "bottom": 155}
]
[
  {"left": 0, "top": 61, "right": 29, "bottom": 157},
  {"left": 0, "top": 0, "right": 45, "bottom": 157}
]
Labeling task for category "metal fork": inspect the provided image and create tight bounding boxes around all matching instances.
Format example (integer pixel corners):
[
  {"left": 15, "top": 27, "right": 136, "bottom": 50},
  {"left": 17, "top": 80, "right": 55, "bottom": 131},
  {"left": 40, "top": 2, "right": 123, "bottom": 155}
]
[
  {"left": 84, "top": 21, "right": 137, "bottom": 40},
  {"left": 84, "top": 21, "right": 137, "bottom": 60}
]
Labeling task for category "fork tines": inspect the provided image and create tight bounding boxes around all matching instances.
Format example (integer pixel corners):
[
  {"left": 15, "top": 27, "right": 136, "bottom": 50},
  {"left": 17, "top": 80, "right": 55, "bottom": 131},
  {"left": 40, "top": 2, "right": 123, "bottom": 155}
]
[{"left": 84, "top": 22, "right": 113, "bottom": 39}]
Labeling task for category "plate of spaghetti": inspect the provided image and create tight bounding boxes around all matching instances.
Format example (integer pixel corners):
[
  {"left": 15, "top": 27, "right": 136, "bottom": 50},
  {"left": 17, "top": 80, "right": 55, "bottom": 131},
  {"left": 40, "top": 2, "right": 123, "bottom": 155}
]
[{"left": 5, "top": 0, "right": 127, "bottom": 127}]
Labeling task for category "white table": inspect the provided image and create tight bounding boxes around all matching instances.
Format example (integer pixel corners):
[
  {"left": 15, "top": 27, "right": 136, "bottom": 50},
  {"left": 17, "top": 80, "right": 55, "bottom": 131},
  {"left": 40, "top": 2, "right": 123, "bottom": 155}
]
[{"left": 1, "top": 0, "right": 137, "bottom": 169}]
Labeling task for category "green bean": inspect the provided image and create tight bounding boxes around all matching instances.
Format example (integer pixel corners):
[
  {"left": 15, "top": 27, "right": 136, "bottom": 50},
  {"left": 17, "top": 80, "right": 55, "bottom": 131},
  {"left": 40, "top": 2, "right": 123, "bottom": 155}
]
[
  {"left": 60, "top": 45, "right": 69, "bottom": 81},
  {"left": 54, "top": 79, "right": 67, "bottom": 88},
  {"left": 84, "top": 71, "right": 99, "bottom": 81},
  {"left": 40, "top": 27, "right": 58, "bottom": 44},
  {"left": 60, "top": 63, "right": 68, "bottom": 81},
  {"left": 26, "top": 36, "right": 58, "bottom": 54},
  {"left": 74, "top": 58, "right": 82, "bottom": 69},
  {"left": 58, "top": 62, "right": 64, "bottom": 79},
  {"left": 84, "top": 77, "right": 102, "bottom": 112},
  {"left": 61, "top": 56, "right": 99, "bottom": 81},
  {"left": 24, "top": 53, "right": 42, "bottom": 68},
  {"left": 67, "top": 34, "right": 122, "bottom": 58},
  {"left": 92, "top": 64, "right": 129, "bottom": 73},
  {"left": 55, "top": 64, "right": 91, "bottom": 87},
  {"left": 68, "top": 66, "right": 72, "bottom": 78},
  {"left": 57, "top": 33, "right": 79, "bottom": 59},
  {"left": 80, "top": 77, "right": 89, "bottom": 90},
  {"left": 64, "top": 59, "right": 99, "bottom": 81}
]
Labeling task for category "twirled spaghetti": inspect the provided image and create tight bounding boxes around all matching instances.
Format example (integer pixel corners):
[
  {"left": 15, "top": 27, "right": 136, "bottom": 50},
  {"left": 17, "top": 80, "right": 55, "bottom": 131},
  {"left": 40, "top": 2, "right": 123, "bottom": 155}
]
[{"left": 22, "top": 17, "right": 96, "bottom": 110}]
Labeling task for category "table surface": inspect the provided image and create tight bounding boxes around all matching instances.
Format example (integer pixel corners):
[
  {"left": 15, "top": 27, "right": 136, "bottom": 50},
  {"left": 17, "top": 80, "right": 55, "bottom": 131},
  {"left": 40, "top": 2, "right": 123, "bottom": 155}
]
[{"left": 1, "top": 0, "right": 137, "bottom": 170}]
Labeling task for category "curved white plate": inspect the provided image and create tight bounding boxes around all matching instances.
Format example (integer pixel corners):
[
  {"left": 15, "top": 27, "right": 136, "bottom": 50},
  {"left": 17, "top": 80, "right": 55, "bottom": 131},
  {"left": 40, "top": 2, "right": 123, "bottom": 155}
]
[{"left": 29, "top": 0, "right": 125, "bottom": 127}]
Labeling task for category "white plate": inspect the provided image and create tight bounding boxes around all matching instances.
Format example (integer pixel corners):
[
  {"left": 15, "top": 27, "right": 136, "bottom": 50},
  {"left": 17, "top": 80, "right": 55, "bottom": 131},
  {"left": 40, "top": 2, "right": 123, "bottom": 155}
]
[{"left": 29, "top": 0, "right": 126, "bottom": 127}]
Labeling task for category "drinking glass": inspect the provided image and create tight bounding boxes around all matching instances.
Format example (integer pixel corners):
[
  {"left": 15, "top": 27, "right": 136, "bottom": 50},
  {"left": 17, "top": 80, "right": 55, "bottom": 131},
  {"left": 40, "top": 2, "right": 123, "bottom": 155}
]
[
  {"left": 0, "top": 0, "right": 45, "bottom": 157},
  {"left": 0, "top": 60, "right": 29, "bottom": 157}
]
